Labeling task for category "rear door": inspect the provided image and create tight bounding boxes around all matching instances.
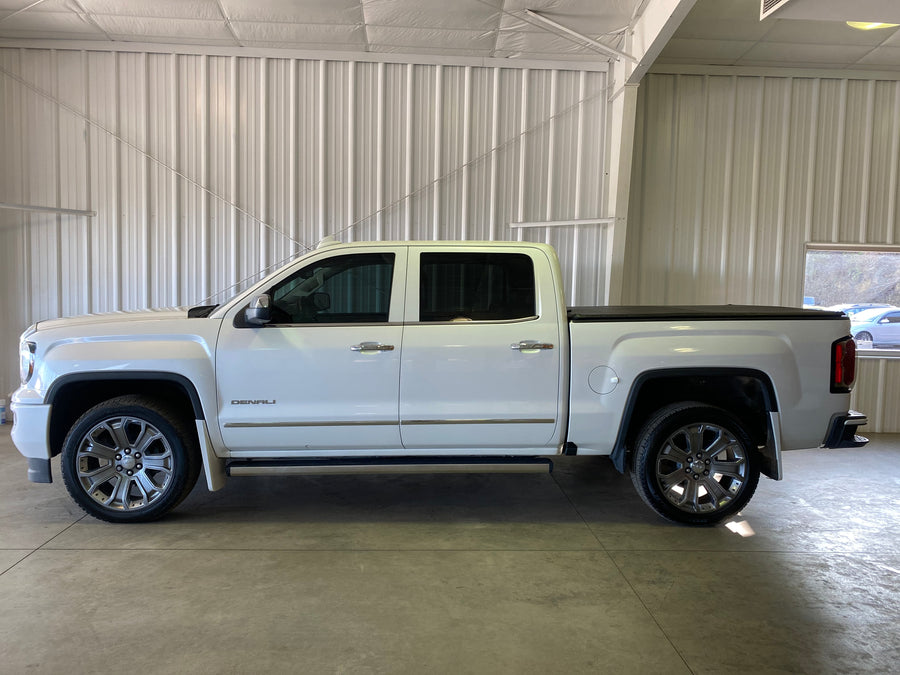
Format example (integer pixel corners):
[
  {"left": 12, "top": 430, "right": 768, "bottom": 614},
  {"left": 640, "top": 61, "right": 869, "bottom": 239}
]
[{"left": 398, "top": 246, "right": 562, "bottom": 453}]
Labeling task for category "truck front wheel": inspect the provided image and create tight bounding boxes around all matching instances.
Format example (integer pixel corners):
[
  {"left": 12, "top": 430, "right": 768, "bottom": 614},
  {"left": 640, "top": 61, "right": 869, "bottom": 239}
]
[
  {"left": 60, "top": 396, "right": 200, "bottom": 523},
  {"left": 630, "top": 403, "right": 760, "bottom": 525}
]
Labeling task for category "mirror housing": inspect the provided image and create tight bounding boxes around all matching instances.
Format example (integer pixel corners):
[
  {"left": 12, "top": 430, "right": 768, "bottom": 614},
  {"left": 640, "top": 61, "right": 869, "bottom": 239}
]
[
  {"left": 245, "top": 294, "right": 272, "bottom": 326},
  {"left": 311, "top": 292, "right": 330, "bottom": 311}
]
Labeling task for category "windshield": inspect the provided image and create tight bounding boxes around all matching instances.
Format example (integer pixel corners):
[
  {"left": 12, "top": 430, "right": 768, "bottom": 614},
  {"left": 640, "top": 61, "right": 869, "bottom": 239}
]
[{"left": 198, "top": 248, "right": 320, "bottom": 313}]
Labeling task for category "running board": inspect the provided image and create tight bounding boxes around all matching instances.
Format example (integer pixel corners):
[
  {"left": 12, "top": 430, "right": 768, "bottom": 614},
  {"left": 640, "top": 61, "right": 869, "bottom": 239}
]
[{"left": 226, "top": 457, "right": 553, "bottom": 477}]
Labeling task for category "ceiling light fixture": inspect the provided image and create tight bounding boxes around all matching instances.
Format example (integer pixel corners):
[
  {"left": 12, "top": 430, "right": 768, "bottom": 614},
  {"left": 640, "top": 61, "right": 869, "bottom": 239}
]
[{"left": 846, "top": 21, "right": 900, "bottom": 30}]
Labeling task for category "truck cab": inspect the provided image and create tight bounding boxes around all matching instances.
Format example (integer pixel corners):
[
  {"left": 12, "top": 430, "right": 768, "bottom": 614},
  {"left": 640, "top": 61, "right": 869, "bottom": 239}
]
[{"left": 215, "top": 240, "right": 568, "bottom": 457}]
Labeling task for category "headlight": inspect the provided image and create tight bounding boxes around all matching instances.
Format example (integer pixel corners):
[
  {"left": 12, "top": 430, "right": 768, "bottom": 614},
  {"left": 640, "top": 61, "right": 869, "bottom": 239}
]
[{"left": 19, "top": 341, "right": 36, "bottom": 384}]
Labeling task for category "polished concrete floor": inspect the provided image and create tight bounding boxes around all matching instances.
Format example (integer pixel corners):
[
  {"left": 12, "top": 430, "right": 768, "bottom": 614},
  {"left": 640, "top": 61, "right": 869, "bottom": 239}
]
[{"left": 0, "top": 424, "right": 898, "bottom": 674}]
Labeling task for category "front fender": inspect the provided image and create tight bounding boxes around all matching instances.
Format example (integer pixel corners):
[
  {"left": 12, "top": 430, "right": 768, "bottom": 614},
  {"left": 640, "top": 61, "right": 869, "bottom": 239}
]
[{"left": 28, "top": 333, "right": 217, "bottom": 420}]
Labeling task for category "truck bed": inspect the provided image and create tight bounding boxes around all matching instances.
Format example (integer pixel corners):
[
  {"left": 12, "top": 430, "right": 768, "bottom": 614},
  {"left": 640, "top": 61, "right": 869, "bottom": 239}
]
[{"left": 567, "top": 305, "right": 845, "bottom": 322}]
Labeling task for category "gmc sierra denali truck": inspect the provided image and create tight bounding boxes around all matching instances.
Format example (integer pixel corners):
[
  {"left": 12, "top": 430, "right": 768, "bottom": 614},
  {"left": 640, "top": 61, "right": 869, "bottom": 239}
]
[{"left": 11, "top": 240, "right": 867, "bottom": 525}]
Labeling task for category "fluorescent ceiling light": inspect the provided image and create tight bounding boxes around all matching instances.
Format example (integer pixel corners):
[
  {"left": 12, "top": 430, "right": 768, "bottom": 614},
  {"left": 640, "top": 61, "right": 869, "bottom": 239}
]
[{"left": 846, "top": 21, "right": 900, "bottom": 30}]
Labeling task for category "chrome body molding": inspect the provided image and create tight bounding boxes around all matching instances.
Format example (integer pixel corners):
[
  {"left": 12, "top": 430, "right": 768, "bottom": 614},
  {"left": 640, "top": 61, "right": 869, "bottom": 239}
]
[
  {"left": 224, "top": 420, "right": 398, "bottom": 428},
  {"left": 401, "top": 418, "right": 556, "bottom": 426},
  {"left": 224, "top": 418, "right": 556, "bottom": 428}
]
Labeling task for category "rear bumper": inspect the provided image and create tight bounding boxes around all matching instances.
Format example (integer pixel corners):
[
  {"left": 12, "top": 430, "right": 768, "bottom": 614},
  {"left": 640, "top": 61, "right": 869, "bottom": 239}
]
[{"left": 822, "top": 410, "right": 869, "bottom": 448}]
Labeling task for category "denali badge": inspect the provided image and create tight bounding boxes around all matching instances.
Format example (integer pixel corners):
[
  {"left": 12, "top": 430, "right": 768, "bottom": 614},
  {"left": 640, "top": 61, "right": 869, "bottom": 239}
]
[{"left": 231, "top": 399, "right": 277, "bottom": 405}]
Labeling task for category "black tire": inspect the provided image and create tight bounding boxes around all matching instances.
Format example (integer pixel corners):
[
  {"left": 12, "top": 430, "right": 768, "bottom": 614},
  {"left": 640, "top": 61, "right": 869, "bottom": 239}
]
[
  {"left": 629, "top": 402, "right": 760, "bottom": 525},
  {"left": 60, "top": 395, "right": 201, "bottom": 523},
  {"left": 855, "top": 332, "right": 873, "bottom": 342}
]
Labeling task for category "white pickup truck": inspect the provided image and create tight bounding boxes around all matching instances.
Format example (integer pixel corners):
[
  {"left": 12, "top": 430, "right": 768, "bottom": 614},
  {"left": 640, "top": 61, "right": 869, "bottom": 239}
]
[{"left": 11, "top": 240, "right": 867, "bottom": 525}]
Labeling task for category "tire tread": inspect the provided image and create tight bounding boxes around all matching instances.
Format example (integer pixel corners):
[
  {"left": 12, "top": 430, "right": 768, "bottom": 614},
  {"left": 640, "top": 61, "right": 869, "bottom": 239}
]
[
  {"left": 629, "top": 402, "right": 760, "bottom": 526},
  {"left": 60, "top": 395, "right": 201, "bottom": 523}
]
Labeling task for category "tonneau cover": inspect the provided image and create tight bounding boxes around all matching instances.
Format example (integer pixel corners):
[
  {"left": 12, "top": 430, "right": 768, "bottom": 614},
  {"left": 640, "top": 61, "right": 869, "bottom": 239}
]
[{"left": 567, "top": 305, "right": 845, "bottom": 322}]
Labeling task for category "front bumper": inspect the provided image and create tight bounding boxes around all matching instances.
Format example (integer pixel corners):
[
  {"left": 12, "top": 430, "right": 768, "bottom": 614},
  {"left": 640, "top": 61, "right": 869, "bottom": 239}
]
[
  {"left": 822, "top": 410, "right": 869, "bottom": 448},
  {"left": 10, "top": 402, "right": 53, "bottom": 483}
]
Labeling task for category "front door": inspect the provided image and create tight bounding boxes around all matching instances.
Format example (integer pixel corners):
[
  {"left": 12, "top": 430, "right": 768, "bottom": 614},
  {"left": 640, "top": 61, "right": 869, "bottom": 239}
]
[
  {"left": 216, "top": 248, "right": 406, "bottom": 454},
  {"left": 399, "top": 247, "right": 562, "bottom": 453}
]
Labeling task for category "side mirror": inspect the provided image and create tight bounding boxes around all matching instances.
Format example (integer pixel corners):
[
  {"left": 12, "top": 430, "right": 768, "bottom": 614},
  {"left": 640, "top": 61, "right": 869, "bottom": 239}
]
[
  {"left": 245, "top": 294, "right": 272, "bottom": 326},
  {"left": 311, "top": 292, "right": 330, "bottom": 311}
]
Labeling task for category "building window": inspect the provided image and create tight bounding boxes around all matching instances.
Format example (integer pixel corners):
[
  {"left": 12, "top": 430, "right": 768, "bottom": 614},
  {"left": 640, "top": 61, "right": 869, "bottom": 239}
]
[{"left": 804, "top": 245, "right": 900, "bottom": 351}]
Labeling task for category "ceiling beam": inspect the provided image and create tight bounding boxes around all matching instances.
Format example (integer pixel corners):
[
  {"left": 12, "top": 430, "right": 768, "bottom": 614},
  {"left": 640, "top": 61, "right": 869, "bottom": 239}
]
[
  {"left": 627, "top": 0, "right": 698, "bottom": 84},
  {"left": 0, "top": 0, "right": 50, "bottom": 24},
  {"left": 0, "top": 38, "right": 609, "bottom": 72},
  {"left": 524, "top": 9, "right": 637, "bottom": 63},
  {"left": 68, "top": 0, "right": 113, "bottom": 41},
  {"left": 214, "top": 0, "right": 243, "bottom": 47}
]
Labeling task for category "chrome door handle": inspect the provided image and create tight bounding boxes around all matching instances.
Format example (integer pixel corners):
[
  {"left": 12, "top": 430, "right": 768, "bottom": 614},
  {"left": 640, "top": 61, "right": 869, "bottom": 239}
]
[
  {"left": 511, "top": 341, "right": 554, "bottom": 351},
  {"left": 350, "top": 342, "right": 395, "bottom": 352}
]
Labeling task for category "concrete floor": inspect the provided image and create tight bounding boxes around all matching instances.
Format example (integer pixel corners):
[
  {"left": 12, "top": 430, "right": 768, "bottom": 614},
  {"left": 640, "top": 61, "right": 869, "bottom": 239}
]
[{"left": 0, "top": 425, "right": 898, "bottom": 674}]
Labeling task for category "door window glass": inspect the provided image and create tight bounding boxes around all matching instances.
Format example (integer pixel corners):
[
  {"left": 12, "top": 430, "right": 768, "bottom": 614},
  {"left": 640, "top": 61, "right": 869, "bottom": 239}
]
[
  {"left": 419, "top": 253, "right": 536, "bottom": 322},
  {"left": 269, "top": 253, "right": 394, "bottom": 324}
]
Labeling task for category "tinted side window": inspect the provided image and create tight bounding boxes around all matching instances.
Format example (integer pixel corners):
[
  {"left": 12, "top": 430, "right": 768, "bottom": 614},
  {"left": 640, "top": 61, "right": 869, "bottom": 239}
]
[
  {"left": 270, "top": 253, "right": 394, "bottom": 324},
  {"left": 419, "top": 253, "right": 536, "bottom": 322}
]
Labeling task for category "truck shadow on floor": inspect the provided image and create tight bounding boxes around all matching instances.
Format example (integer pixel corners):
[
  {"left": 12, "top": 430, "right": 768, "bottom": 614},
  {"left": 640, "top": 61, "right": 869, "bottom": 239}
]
[{"left": 172, "top": 455, "right": 651, "bottom": 525}]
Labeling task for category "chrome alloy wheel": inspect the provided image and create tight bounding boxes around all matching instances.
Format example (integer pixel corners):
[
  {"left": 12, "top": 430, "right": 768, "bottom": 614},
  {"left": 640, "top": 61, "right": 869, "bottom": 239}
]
[
  {"left": 655, "top": 422, "right": 749, "bottom": 514},
  {"left": 75, "top": 416, "right": 174, "bottom": 512}
]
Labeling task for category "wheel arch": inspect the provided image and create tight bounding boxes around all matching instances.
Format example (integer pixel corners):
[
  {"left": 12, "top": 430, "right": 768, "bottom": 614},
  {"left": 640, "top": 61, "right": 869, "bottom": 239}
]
[
  {"left": 610, "top": 368, "right": 778, "bottom": 477},
  {"left": 45, "top": 372, "right": 204, "bottom": 459}
]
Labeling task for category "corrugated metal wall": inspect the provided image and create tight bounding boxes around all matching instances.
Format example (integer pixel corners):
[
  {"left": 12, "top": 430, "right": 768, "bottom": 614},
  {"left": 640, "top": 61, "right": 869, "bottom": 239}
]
[
  {"left": 0, "top": 47, "right": 613, "bottom": 396},
  {"left": 627, "top": 72, "right": 900, "bottom": 432},
  {"left": 852, "top": 357, "right": 900, "bottom": 433}
]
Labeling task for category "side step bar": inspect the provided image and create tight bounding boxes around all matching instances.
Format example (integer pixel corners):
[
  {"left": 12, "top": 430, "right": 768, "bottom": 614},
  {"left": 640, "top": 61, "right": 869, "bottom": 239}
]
[{"left": 227, "top": 457, "right": 553, "bottom": 477}]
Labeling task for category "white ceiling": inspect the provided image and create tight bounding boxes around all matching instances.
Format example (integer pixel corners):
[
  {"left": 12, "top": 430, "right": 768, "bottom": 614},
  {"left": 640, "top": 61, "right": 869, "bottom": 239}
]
[
  {"left": 0, "top": 0, "right": 645, "bottom": 62},
  {"left": 658, "top": 0, "right": 900, "bottom": 71},
  {"left": 0, "top": 0, "right": 898, "bottom": 72}
]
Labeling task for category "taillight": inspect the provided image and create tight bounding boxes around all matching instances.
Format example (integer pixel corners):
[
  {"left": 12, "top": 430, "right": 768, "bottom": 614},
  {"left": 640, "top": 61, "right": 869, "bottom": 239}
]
[{"left": 831, "top": 336, "right": 856, "bottom": 393}]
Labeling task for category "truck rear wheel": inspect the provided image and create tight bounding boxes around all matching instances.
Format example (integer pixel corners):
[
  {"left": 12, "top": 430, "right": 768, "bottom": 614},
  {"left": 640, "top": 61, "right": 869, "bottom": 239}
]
[
  {"left": 60, "top": 396, "right": 200, "bottom": 523},
  {"left": 630, "top": 403, "right": 760, "bottom": 525}
]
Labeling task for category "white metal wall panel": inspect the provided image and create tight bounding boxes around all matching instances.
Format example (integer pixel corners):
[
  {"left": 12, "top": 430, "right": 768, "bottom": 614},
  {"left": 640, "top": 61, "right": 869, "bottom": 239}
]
[
  {"left": 0, "top": 49, "right": 26, "bottom": 403},
  {"left": 0, "top": 47, "right": 612, "bottom": 396},
  {"left": 628, "top": 71, "right": 900, "bottom": 432},
  {"left": 850, "top": 358, "right": 900, "bottom": 434}
]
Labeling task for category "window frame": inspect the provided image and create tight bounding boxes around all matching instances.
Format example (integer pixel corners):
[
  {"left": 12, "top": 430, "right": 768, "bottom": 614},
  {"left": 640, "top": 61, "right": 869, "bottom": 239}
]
[
  {"left": 246, "top": 248, "right": 407, "bottom": 328},
  {"left": 405, "top": 247, "right": 541, "bottom": 325}
]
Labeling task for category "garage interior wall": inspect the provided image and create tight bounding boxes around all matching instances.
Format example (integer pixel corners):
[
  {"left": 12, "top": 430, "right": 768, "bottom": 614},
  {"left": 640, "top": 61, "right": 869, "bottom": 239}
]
[
  {"left": 0, "top": 46, "right": 613, "bottom": 397},
  {"left": 626, "top": 71, "right": 900, "bottom": 432}
]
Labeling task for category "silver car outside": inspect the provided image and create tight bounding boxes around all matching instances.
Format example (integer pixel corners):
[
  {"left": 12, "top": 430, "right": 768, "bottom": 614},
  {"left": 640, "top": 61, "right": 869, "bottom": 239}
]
[{"left": 850, "top": 307, "right": 900, "bottom": 348}]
